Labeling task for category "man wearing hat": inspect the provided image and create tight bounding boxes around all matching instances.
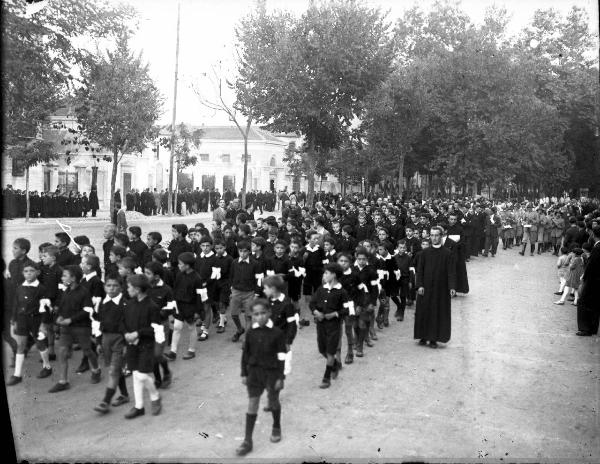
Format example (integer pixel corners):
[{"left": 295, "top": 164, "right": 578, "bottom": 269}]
[{"left": 519, "top": 204, "right": 539, "bottom": 256}]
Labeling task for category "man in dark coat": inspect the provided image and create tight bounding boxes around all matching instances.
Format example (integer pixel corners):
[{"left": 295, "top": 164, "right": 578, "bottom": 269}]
[
  {"left": 415, "top": 226, "right": 456, "bottom": 347},
  {"left": 89, "top": 188, "right": 99, "bottom": 217},
  {"left": 577, "top": 226, "right": 600, "bottom": 336}
]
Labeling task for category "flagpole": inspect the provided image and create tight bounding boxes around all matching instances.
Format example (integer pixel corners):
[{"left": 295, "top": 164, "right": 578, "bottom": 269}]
[{"left": 167, "top": 1, "right": 181, "bottom": 215}]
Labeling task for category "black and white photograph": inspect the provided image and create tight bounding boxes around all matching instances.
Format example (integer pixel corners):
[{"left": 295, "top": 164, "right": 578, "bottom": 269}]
[{"left": 2, "top": 0, "right": 599, "bottom": 461}]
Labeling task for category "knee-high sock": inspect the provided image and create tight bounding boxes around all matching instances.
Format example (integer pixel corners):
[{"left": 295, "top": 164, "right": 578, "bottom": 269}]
[
  {"left": 132, "top": 371, "right": 145, "bottom": 409},
  {"left": 118, "top": 374, "right": 129, "bottom": 396},
  {"left": 14, "top": 353, "right": 25, "bottom": 377},
  {"left": 140, "top": 372, "right": 160, "bottom": 401},
  {"left": 171, "top": 320, "right": 183, "bottom": 353},
  {"left": 187, "top": 323, "right": 197, "bottom": 351},
  {"left": 39, "top": 349, "right": 50, "bottom": 369}
]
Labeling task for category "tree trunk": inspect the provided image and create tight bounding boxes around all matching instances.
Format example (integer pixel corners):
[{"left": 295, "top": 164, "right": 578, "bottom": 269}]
[
  {"left": 110, "top": 150, "right": 119, "bottom": 224},
  {"left": 241, "top": 120, "right": 251, "bottom": 209},
  {"left": 397, "top": 150, "right": 405, "bottom": 198},
  {"left": 25, "top": 166, "right": 30, "bottom": 223},
  {"left": 306, "top": 141, "right": 316, "bottom": 207}
]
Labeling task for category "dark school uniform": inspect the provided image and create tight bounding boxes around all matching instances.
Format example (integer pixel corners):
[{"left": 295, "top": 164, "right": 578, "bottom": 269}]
[
  {"left": 213, "top": 253, "right": 233, "bottom": 306},
  {"left": 39, "top": 263, "right": 63, "bottom": 306},
  {"left": 12, "top": 280, "right": 50, "bottom": 337},
  {"left": 354, "top": 264, "right": 379, "bottom": 320},
  {"left": 167, "top": 237, "right": 193, "bottom": 272},
  {"left": 268, "top": 295, "right": 298, "bottom": 346},
  {"left": 286, "top": 254, "right": 305, "bottom": 302},
  {"left": 393, "top": 253, "right": 412, "bottom": 308},
  {"left": 128, "top": 239, "right": 149, "bottom": 267},
  {"left": 56, "top": 248, "right": 77, "bottom": 267},
  {"left": 337, "top": 235, "right": 357, "bottom": 254},
  {"left": 266, "top": 254, "right": 291, "bottom": 280},
  {"left": 309, "top": 282, "right": 352, "bottom": 356},
  {"left": 94, "top": 293, "right": 127, "bottom": 368},
  {"left": 195, "top": 251, "right": 217, "bottom": 303},
  {"left": 303, "top": 244, "right": 325, "bottom": 295},
  {"left": 376, "top": 253, "right": 397, "bottom": 297},
  {"left": 172, "top": 270, "right": 204, "bottom": 323},
  {"left": 123, "top": 295, "right": 160, "bottom": 373},
  {"left": 102, "top": 239, "right": 115, "bottom": 270},
  {"left": 142, "top": 244, "right": 163, "bottom": 267},
  {"left": 321, "top": 249, "right": 337, "bottom": 266},
  {"left": 80, "top": 272, "right": 106, "bottom": 300},
  {"left": 241, "top": 319, "right": 287, "bottom": 397}
]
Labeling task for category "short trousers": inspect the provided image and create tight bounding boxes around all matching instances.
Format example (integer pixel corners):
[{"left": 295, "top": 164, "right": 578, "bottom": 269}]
[
  {"left": 174, "top": 302, "right": 197, "bottom": 323},
  {"left": 14, "top": 313, "right": 42, "bottom": 338},
  {"left": 316, "top": 319, "right": 341, "bottom": 356},
  {"left": 229, "top": 289, "right": 255, "bottom": 316},
  {"left": 246, "top": 366, "right": 281, "bottom": 397},
  {"left": 126, "top": 342, "right": 155, "bottom": 373},
  {"left": 213, "top": 282, "right": 231, "bottom": 305},
  {"left": 303, "top": 272, "right": 323, "bottom": 296},
  {"left": 58, "top": 326, "right": 93, "bottom": 350},
  {"left": 101, "top": 332, "right": 125, "bottom": 374}
]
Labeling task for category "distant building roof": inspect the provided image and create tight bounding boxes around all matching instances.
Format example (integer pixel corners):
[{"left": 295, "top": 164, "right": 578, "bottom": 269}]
[{"left": 159, "top": 125, "right": 286, "bottom": 144}]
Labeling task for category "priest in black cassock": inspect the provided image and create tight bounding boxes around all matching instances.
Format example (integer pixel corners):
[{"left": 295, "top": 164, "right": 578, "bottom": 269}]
[
  {"left": 415, "top": 226, "right": 456, "bottom": 348},
  {"left": 445, "top": 214, "right": 470, "bottom": 294}
]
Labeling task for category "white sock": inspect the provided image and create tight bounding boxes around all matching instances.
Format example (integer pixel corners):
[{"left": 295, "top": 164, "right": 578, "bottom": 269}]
[
  {"left": 14, "top": 353, "right": 25, "bottom": 378},
  {"left": 39, "top": 349, "right": 51, "bottom": 369},
  {"left": 141, "top": 373, "right": 160, "bottom": 401},
  {"left": 132, "top": 371, "right": 145, "bottom": 409},
  {"left": 219, "top": 314, "right": 227, "bottom": 326},
  {"left": 187, "top": 323, "right": 197, "bottom": 352},
  {"left": 170, "top": 320, "right": 183, "bottom": 353}
]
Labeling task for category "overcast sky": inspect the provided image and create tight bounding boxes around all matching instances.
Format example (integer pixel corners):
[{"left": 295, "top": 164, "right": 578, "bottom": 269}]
[{"left": 121, "top": 0, "right": 599, "bottom": 126}]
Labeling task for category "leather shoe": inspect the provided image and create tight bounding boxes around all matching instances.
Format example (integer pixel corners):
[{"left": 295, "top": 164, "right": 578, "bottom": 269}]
[
  {"left": 124, "top": 407, "right": 145, "bottom": 419},
  {"left": 236, "top": 440, "right": 253, "bottom": 456}
]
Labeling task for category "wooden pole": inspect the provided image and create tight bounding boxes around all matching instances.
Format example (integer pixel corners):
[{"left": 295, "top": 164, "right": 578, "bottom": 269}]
[{"left": 167, "top": 1, "right": 181, "bottom": 215}]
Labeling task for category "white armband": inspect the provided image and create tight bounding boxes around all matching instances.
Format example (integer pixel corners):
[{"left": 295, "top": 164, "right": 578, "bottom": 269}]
[
  {"left": 358, "top": 283, "right": 369, "bottom": 293},
  {"left": 343, "top": 300, "right": 355, "bottom": 316},
  {"left": 322, "top": 259, "right": 329, "bottom": 265},
  {"left": 394, "top": 269, "right": 401, "bottom": 280},
  {"left": 58, "top": 283, "right": 67, "bottom": 291},
  {"left": 266, "top": 270, "right": 275, "bottom": 276},
  {"left": 409, "top": 267, "right": 416, "bottom": 274},
  {"left": 210, "top": 267, "right": 221, "bottom": 280},
  {"left": 298, "top": 267, "right": 306, "bottom": 277},
  {"left": 255, "top": 273, "right": 264, "bottom": 286},
  {"left": 83, "top": 306, "right": 94, "bottom": 315},
  {"left": 37, "top": 331, "right": 46, "bottom": 341},
  {"left": 134, "top": 266, "right": 143, "bottom": 275},
  {"left": 92, "top": 296, "right": 102, "bottom": 312},
  {"left": 286, "top": 315, "right": 297, "bottom": 323},
  {"left": 197, "top": 288, "right": 208, "bottom": 302},
  {"left": 152, "top": 323, "right": 165, "bottom": 344},
  {"left": 277, "top": 352, "right": 287, "bottom": 361},
  {"left": 370, "top": 280, "right": 379, "bottom": 286},
  {"left": 164, "top": 301, "right": 177, "bottom": 311},
  {"left": 39, "top": 298, "right": 51, "bottom": 313},
  {"left": 91, "top": 320, "right": 102, "bottom": 337}
]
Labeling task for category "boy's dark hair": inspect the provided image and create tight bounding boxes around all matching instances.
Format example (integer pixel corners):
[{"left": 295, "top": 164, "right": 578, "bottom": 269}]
[
  {"left": 178, "top": 251, "right": 196, "bottom": 266},
  {"left": 147, "top": 231, "right": 162, "bottom": 243},
  {"left": 110, "top": 245, "right": 128, "bottom": 259},
  {"left": 63, "top": 265, "right": 83, "bottom": 281},
  {"left": 251, "top": 298, "right": 270, "bottom": 312},
  {"left": 251, "top": 237, "right": 266, "bottom": 249},
  {"left": 397, "top": 239, "right": 407, "bottom": 246},
  {"left": 152, "top": 248, "right": 169, "bottom": 263},
  {"left": 73, "top": 235, "right": 90, "bottom": 246},
  {"left": 238, "top": 224, "right": 251, "bottom": 236},
  {"left": 38, "top": 241, "right": 52, "bottom": 252},
  {"left": 119, "top": 257, "right": 137, "bottom": 271},
  {"left": 263, "top": 274, "right": 286, "bottom": 291},
  {"left": 355, "top": 246, "right": 369, "bottom": 258},
  {"left": 22, "top": 261, "right": 39, "bottom": 272},
  {"left": 54, "top": 233, "right": 70, "bottom": 246},
  {"left": 237, "top": 240, "right": 251, "bottom": 251},
  {"left": 235, "top": 213, "right": 247, "bottom": 224},
  {"left": 213, "top": 239, "right": 226, "bottom": 247},
  {"left": 43, "top": 245, "right": 59, "bottom": 257},
  {"left": 274, "top": 240, "right": 288, "bottom": 248},
  {"left": 128, "top": 226, "right": 142, "bottom": 238},
  {"left": 83, "top": 255, "right": 100, "bottom": 269},
  {"left": 377, "top": 240, "right": 392, "bottom": 250},
  {"left": 114, "top": 233, "right": 129, "bottom": 246},
  {"left": 127, "top": 274, "right": 150, "bottom": 292},
  {"left": 199, "top": 235, "right": 213, "bottom": 245},
  {"left": 268, "top": 226, "right": 279, "bottom": 236},
  {"left": 336, "top": 251, "right": 353, "bottom": 262},
  {"left": 323, "top": 236, "right": 336, "bottom": 246},
  {"left": 104, "top": 274, "right": 124, "bottom": 287},
  {"left": 144, "top": 261, "right": 164, "bottom": 278},
  {"left": 324, "top": 263, "right": 342, "bottom": 278},
  {"left": 306, "top": 229, "right": 319, "bottom": 239},
  {"left": 172, "top": 224, "right": 188, "bottom": 237},
  {"left": 342, "top": 225, "right": 353, "bottom": 235},
  {"left": 83, "top": 244, "right": 96, "bottom": 253},
  {"left": 194, "top": 222, "right": 205, "bottom": 229}
]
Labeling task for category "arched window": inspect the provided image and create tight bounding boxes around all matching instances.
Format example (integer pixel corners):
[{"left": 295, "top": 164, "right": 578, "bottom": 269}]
[{"left": 270, "top": 156, "right": 277, "bottom": 167}]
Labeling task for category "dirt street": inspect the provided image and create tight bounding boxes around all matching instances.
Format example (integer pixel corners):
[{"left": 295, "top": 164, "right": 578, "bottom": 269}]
[{"left": 4, "top": 229, "right": 599, "bottom": 461}]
